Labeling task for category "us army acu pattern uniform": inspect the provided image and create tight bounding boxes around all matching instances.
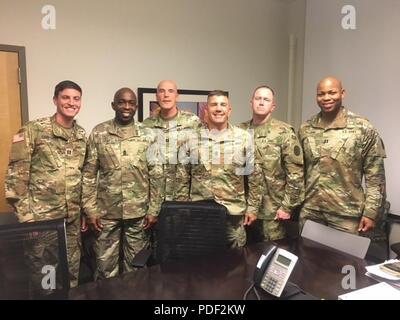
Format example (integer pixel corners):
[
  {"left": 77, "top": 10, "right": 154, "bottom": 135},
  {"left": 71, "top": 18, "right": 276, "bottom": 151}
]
[
  {"left": 299, "top": 106, "right": 386, "bottom": 233},
  {"left": 6, "top": 115, "right": 86, "bottom": 293},
  {"left": 82, "top": 119, "right": 164, "bottom": 279},
  {"left": 183, "top": 123, "right": 259, "bottom": 247},
  {"left": 143, "top": 109, "right": 201, "bottom": 200},
  {"left": 240, "top": 118, "right": 304, "bottom": 240}
]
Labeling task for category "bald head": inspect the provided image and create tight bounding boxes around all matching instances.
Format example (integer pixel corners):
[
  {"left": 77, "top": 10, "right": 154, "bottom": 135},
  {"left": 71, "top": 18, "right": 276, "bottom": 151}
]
[
  {"left": 317, "top": 77, "right": 343, "bottom": 92},
  {"left": 316, "top": 77, "right": 345, "bottom": 116},
  {"left": 113, "top": 87, "right": 136, "bottom": 102},
  {"left": 157, "top": 80, "right": 178, "bottom": 92}
]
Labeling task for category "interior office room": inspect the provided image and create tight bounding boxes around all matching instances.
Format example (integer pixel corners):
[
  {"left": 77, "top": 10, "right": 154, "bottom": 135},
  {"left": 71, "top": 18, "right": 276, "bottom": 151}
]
[{"left": 1, "top": 0, "right": 400, "bottom": 300}]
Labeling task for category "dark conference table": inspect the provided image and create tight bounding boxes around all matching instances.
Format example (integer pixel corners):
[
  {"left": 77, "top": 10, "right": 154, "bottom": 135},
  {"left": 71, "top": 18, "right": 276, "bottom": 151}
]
[{"left": 68, "top": 238, "right": 377, "bottom": 300}]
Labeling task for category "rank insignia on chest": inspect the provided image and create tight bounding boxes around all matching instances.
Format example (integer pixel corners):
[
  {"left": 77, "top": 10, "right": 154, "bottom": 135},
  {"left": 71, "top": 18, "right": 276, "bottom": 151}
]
[{"left": 66, "top": 148, "right": 73, "bottom": 156}]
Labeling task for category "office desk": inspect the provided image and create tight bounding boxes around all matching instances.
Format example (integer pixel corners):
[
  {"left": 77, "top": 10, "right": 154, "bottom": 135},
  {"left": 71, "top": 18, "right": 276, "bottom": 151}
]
[{"left": 69, "top": 238, "right": 377, "bottom": 300}]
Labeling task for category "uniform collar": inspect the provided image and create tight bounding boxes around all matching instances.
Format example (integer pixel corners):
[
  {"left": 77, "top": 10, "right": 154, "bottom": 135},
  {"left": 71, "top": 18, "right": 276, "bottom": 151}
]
[
  {"left": 108, "top": 119, "right": 138, "bottom": 138},
  {"left": 50, "top": 114, "right": 85, "bottom": 140},
  {"left": 311, "top": 106, "right": 348, "bottom": 129},
  {"left": 205, "top": 122, "right": 234, "bottom": 141},
  {"left": 250, "top": 116, "right": 273, "bottom": 129},
  {"left": 152, "top": 109, "right": 183, "bottom": 129}
]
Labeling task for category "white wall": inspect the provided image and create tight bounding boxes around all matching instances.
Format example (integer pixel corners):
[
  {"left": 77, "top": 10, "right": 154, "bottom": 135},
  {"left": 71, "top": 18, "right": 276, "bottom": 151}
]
[
  {"left": 0, "top": 0, "right": 306, "bottom": 132},
  {"left": 302, "top": 0, "right": 400, "bottom": 214}
]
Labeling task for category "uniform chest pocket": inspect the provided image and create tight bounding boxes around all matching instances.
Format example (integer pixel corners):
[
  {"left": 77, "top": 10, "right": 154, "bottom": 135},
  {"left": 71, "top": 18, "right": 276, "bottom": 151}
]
[
  {"left": 257, "top": 143, "right": 281, "bottom": 170},
  {"left": 302, "top": 136, "right": 320, "bottom": 161},
  {"left": 34, "top": 141, "right": 61, "bottom": 169},
  {"left": 124, "top": 140, "right": 148, "bottom": 169},
  {"left": 68, "top": 141, "right": 86, "bottom": 170},
  {"left": 332, "top": 136, "right": 361, "bottom": 166},
  {"left": 98, "top": 145, "right": 119, "bottom": 170}
]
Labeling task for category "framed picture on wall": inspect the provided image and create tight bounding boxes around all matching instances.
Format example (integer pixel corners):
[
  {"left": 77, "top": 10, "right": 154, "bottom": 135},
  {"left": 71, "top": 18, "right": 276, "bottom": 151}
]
[{"left": 137, "top": 88, "right": 223, "bottom": 124}]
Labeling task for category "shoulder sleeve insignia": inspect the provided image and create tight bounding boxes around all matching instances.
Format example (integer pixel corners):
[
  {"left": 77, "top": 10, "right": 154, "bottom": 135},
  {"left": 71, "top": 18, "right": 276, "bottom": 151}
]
[{"left": 12, "top": 132, "right": 25, "bottom": 143}]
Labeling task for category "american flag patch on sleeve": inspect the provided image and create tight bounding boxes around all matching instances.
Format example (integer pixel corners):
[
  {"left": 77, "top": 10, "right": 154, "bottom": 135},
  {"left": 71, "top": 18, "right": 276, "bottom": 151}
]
[{"left": 12, "top": 132, "right": 25, "bottom": 143}]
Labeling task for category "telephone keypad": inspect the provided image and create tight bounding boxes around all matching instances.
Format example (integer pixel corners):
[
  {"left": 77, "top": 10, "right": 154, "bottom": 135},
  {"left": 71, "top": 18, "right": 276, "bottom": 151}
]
[{"left": 261, "top": 265, "right": 288, "bottom": 295}]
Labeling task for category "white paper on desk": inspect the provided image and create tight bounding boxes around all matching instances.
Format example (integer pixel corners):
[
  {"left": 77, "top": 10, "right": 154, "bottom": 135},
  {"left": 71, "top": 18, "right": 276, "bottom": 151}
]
[
  {"left": 365, "top": 259, "right": 400, "bottom": 281},
  {"left": 365, "top": 272, "right": 400, "bottom": 289},
  {"left": 338, "top": 282, "right": 400, "bottom": 300}
]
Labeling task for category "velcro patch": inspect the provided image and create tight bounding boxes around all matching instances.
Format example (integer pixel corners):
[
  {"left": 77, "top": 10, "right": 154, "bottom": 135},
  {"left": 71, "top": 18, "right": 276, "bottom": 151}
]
[{"left": 12, "top": 132, "right": 25, "bottom": 143}]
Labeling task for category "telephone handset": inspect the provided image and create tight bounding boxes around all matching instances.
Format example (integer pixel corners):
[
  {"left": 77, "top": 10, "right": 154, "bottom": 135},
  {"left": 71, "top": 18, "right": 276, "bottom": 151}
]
[{"left": 253, "top": 245, "right": 298, "bottom": 297}]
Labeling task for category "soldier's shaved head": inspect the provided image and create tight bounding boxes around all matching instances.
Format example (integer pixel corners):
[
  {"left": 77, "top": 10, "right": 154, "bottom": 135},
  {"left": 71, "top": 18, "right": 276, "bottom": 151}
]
[
  {"left": 317, "top": 77, "right": 343, "bottom": 91},
  {"left": 316, "top": 76, "right": 345, "bottom": 117},
  {"left": 113, "top": 87, "right": 136, "bottom": 102},
  {"left": 157, "top": 80, "right": 178, "bottom": 92}
]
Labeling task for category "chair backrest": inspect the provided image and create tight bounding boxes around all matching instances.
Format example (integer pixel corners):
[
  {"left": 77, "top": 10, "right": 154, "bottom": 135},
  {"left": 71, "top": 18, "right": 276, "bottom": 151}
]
[
  {"left": 155, "top": 200, "right": 227, "bottom": 264},
  {"left": 301, "top": 220, "right": 371, "bottom": 259},
  {"left": 391, "top": 243, "right": 400, "bottom": 259},
  {"left": 0, "top": 217, "right": 69, "bottom": 299}
]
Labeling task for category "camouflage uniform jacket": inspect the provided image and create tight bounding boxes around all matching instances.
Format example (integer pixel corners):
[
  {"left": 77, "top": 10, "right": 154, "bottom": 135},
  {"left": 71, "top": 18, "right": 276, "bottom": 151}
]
[
  {"left": 143, "top": 109, "right": 201, "bottom": 201},
  {"left": 182, "top": 123, "right": 258, "bottom": 216},
  {"left": 81, "top": 119, "right": 164, "bottom": 220},
  {"left": 240, "top": 118, "right": 304, "bottom": 219},
  {"left": 299, "top": 107, "right": 386, "bottom": 220},
  {"left": 5, "top": 115, "right": 86, "bottom": 223}
]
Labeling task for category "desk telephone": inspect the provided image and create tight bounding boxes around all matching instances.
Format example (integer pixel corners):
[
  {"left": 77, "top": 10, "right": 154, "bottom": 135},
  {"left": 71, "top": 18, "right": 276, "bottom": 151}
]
[{"left": 254, "top": 245, "right": 298, "bottom": 297}]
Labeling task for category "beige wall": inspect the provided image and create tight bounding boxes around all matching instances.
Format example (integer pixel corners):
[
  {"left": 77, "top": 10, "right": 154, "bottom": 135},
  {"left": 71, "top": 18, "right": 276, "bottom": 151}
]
[
  {"left": 302, "top": 0, "right": 400, "bottom": 215},
  {"left": 0, "top": 0, "right": 306, "bottom": 132},
  {"left": 287, "top": 0, "right": 306, "bottom": 129}
]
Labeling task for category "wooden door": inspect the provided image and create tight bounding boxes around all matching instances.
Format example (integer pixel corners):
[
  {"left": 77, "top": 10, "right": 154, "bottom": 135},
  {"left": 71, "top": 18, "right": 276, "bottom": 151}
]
[{"left": 0, "top": 51, "right": 23, "bottom": 213}]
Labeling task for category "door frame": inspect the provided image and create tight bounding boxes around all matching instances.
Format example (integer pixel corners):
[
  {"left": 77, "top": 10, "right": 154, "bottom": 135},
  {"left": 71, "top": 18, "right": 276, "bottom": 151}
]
[{"left": 0, "top": 44, "right": 29, "bottom": 124}]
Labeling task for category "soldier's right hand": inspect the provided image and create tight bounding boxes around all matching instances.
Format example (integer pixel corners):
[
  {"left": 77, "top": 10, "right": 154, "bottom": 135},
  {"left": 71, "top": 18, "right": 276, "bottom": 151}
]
[
  {"left": 81, "top": 216, "right": 89, "bottom": 232},
  {"left": 87, "top": 216, "right": 103, "bottom": 232},
  {"left": 143, "top": 214, "right": 158, "bottom": 230}
]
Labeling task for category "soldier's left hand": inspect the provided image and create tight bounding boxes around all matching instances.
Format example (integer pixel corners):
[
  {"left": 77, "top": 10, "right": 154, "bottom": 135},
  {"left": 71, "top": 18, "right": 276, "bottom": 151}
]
[
  {"left": 358, "top": 216, "right": 376, "bottom": 232},
  {"left": 81, "top": 216, "right": 88, "bottom": 232},
  {"left": 144, "top": 214, "right": 158, "bottom": 230},
  {"left": 244, "top": 213, "right": 257, "bottom": 226},
  {"left": 275, "top": 209, "right": 291, "bottom": 221}
]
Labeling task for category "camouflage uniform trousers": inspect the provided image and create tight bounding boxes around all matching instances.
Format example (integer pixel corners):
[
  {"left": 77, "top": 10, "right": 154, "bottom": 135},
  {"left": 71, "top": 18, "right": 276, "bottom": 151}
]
[
  {"left": 245, "top": 218, "right": 286, "bottom": 243},
  {"left": 299, "top": 207, "right": 360, "bottom": 235},
  {"left": 262, "top": 215, "right": 287, "bottom": 241},
  {"left": 24, "top": 216, "right": 81, "bottom": 297},
  {"left": 226, "top": 215, "right": 246, "bottom": 248},
  {"left": 94, "top": 217, "right": 149, "bottom": 280}
]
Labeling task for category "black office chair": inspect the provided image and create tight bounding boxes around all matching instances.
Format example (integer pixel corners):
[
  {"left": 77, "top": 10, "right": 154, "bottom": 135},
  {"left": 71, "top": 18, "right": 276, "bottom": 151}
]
[
  {"left": 391, "top": 242, "right": 400, "bottom": 258},
  {"left": 0, "top": 217, "right": 69, "bottom": 299},
  {"left": 133, "top": 200, "right": 228, "bottom": 266},
  {"left": 364, "top": 201, "right": 392, "bottom": 261}
]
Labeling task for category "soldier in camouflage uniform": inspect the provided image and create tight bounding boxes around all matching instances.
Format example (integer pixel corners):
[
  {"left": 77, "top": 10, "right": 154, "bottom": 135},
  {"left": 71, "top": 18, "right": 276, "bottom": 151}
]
[
  {"left": 240, "top": 86, "right": 304, "bottom": 241},
  {"left": 81, "top": 88, "right": 164, "bottom": 279},
  {"left": 5, "top": 80, "right": 86, "bottom": 295},
  {"left": 180, "top": 90, "right": 258, "bottom": 247},
  {"left": 299, "top": 77, "right": 386, "bottom": 234},
  {"left": 143, "top": 80, "right": 201, "bottom": 201}
]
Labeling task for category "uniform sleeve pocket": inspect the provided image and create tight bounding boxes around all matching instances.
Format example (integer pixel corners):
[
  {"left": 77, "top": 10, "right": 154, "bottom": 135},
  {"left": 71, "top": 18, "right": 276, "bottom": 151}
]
[{"left": 10, "top": 141, "right": 30, "bottom": 162}]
